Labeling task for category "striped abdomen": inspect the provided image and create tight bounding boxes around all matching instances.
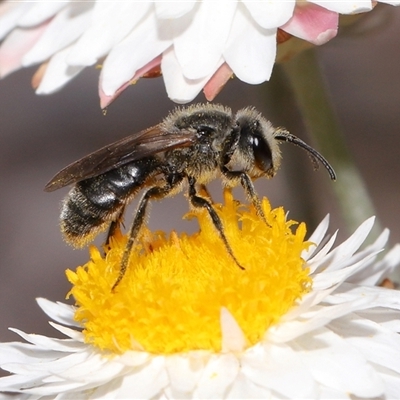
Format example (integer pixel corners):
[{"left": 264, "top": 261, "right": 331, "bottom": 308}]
[{"left": 60, "top": 158, "right": 159, "bottom": 247}]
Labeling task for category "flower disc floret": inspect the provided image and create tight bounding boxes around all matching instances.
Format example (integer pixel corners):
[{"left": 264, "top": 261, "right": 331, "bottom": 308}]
[{"left": 67, "top": 190, "right": 311, "bottom": 354}]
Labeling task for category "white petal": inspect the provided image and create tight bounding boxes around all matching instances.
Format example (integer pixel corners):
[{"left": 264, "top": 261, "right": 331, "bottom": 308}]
[
  {"left": 22, "top": 3, "right": 92, "bottom": 66},
  {"left": 115, "top": 356, "right": 168, "bottom": 399},
  {"left": 18, "top": 1, "right": 69, "bottom": 27},
  {"left": 225, "top": 371, "right": 272, "bottom": 399},
  {"left": 327, "top": 282, "right": 400, "bottom": 309},
  {"left": 54, "top": 353, "right": 124, "bottom": 385},
  {"left": 345, "top": 228, "right": 390, "bottom": 285},
  {"left": 380, "top": 370, "right": 400, "bottom": 399},
  {"left": 161, "top": 47, "right": 219, "bottom": 103},
  {"left": 352, "top": 243, "right": 400, "bottom": 286},
  {"left": 67, "top": 2, "right": 150, "bottom": 67},
  {"left": 155, "top": 1, "right": 195, "bottom": 19},
  {"left": 309, "top": 1, "right": 373, "bottom": 14},
  {"left": 295, "top": 327, "right": 385, "bottom": 397},
  {"left": 312, "top": 254, "right": 380, "bottom": 292},
  {"left": 0, "top": 342, "right": 59, "bottom": 366},
  {"left": 165, "top": 351, "right": 209, "bottom": 393},
  {"left": 226, "top": 372, "right": 272, "bottom": 399},
  {"left": 0, "top": 2, "right": 32, "bottom": 40},
  {"left": 23, "top": 379, "right": 87, "bottom": 395},
  {"left": 36, "top": 46, "right": 84, "bottom": 94},
  {"left": 280, "top": 284, "right": 340, "bottom": 325},
  {"left": 241, "top": 343, "right": 317, "bottom": 398},
  {"left": 116, "top": 350, "right": 150, "bottom": 367},
  {"left": 8, "top": 328, "right": 83, "bottom": 353},
  {"left": 220, "top": 307, "right": 247, "bottom": 353},
  {"left": 90, "top": 376, "right": 123, "bottom": 399},
  {"left": 307, "top": 232, "right": 338, "bottom": 273},
  {"left": 243, "top": 0, "right": 295, "bottom": 29},
  {"left": 224, "top": 4, "right": 276, "bottom": 84},
  {"left": 379, "top": 0, "right": 400, "bottom": 4},
  {"left": 318, "top": 385, "right": 352, "bottom": 399},
  {"left": 48, "top": 322, "right": 83, "bottom": 342},
  {"left": 5, "top": 350, "right": 90, "bottom": 376},
  {"left": 357, "top": 308, "right": 400, "bottom": 331},
  {"left": 37, "top": 298, "right": 80, "bottom": 328},
  {"left": 329, "top": 314, "right": 400, "bottom": 374},
  {"left": 101, "top": 10, "right": 171, "bottom": 96},
  {"left": 173, "top": 0, "right": 236, "bottom": 80},
  {"left": 194, "top": 353, "right": 239, "bottom": 399},
  {"left": 269, "top": 296, "right": 373, "bottom": 343},
  {"left": 0, "top": 373, "right": 49, "bottom": 392},
  {"left": 310, "top": 216, "right": 375, "bottom": 273},
  {"left": 301, "top": 214, "right": 330, "bottom": 260}
]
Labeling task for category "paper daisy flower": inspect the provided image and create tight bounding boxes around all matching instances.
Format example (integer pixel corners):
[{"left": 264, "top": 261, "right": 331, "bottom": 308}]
[
  {"left": 0, "top": 1, "right": 399, "bottom": 105},
  {"left": 1, "top": 190, "right": 400, "bottom": 399}
]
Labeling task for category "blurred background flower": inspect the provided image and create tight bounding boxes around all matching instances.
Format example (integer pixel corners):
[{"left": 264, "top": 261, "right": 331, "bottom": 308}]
[
  {"left": 1, "top": 0, "right": 399, "bottom": 105},
  {"left": 0, "top": 0, "right": 400, "bottom": 379}
]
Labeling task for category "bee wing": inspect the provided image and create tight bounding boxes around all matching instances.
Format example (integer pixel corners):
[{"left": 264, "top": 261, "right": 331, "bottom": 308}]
[{"left": 44, "top": 124, "right": 196, "bottom": 192}]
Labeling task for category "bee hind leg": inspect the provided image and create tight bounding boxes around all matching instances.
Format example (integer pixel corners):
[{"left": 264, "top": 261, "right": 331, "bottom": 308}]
[
  {"left": 105, "top": 206, "right": 125, "bottom": 247},
  {"left": 112, "top": 177, "right": 183, "bottom": 291}
]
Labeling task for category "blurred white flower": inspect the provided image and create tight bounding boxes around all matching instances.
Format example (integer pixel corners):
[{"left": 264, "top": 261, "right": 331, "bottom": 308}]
[
  {"left": 1, "top": 214, "right": 400, "bottom": 399},
  {"left": 0, "top": 1, "right": 399, "bottom": 105}
]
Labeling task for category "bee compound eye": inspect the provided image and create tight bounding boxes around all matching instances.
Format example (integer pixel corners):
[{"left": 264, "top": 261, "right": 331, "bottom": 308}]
[
  {"left": 252, "top": 135, "right": 273, "bottom": 172},
  {"left": 196, "top": 125, "right": 214, "bottom": 136}
]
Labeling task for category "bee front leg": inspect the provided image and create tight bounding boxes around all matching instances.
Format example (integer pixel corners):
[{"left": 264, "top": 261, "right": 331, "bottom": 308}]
[
  {"left": 112, "top": 176, "right": 183, "bottom": 291},
  {"left": 187, "top": 176, "right": 244, "bottom": 271},
  {"left": 221, "top": 167, "right": 268, "bottom": 225}
]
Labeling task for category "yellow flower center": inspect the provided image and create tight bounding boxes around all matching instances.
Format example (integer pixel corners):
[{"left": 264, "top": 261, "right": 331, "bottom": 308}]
[{"left": 66, "top": 190, "right": 312, "bottom": 354}]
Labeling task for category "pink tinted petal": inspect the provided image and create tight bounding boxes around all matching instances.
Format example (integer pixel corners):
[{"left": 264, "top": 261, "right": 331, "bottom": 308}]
[
  {"left": 0, "top": 23, "right": 48, "bottom": 77},
  {"left": 282, "top": 3, "right": 338, "bottom": 45},
  {"left": 99, "top": 56, "right": 162, "bottom": 109},
  {"left": 203, "top": 62, "right": 233, "bottom": 101},
  {"left": 162, "top": 47, "right": 219, "bottom": 103},
  {"left": 22, "top": 3, "right": 92, "bottom": 66}
]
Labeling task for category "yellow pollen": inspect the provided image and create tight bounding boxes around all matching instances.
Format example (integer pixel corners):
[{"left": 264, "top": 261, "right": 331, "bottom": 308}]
[{"left": 66, "top": 190, "right": 312, "bottom": 354}]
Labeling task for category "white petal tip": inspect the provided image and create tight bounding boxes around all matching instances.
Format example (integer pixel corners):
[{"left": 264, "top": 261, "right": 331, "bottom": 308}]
[{"left": 220, "top": 307, "right": 247, "bottom": 353}]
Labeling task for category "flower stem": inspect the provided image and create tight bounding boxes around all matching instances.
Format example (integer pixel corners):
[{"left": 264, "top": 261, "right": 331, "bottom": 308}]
[{"left": 282, "top": 49, "right": 382, "bottom": 241}]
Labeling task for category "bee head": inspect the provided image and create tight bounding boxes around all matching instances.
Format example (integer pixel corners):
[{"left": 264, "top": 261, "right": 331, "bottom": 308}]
[
  {"left": 234, "top": 108, "right": 282, "bottom": 179},
  {"left": 234, "top": 107, "right": 337, "bottom": 181}
]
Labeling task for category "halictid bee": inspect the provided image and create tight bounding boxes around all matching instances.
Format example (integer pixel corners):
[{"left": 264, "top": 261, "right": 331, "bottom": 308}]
[{"left": 45, "top": 104, "right": 336, "bottom": 289}]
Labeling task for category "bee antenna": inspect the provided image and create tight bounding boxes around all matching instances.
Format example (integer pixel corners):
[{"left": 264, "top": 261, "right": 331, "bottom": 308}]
[{"left": 274, "top": 129, "right": 337, "bottom": 181}]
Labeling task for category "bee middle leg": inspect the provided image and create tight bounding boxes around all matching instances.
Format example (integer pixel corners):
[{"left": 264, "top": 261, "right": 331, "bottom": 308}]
[
  {"left": 112, "top": 178, "right": 182, "bottom": 291},
  {"left": 221, "top": 167, "right": 268, "bottom": 225},
  {"left": 187, "top": 176, "right": 244, "bottom": 270}
]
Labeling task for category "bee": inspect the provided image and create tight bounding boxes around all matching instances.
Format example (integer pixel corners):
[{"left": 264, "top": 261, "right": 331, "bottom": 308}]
[{"left": 45, "top": 104, "right": 336, "bottom": 290}]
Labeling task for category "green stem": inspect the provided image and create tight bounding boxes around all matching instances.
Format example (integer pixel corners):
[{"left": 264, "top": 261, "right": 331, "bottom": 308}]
[{"left": 282, "top": 49, "right": 382, "bottom": 241}]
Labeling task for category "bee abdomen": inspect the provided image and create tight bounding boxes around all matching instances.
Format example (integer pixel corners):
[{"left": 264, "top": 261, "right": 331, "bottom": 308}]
[{"left": 60, "top": 160, "right": 158, "bottom": 247}]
